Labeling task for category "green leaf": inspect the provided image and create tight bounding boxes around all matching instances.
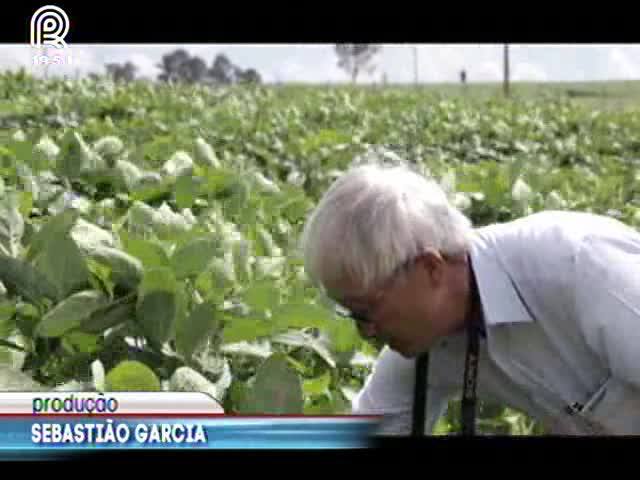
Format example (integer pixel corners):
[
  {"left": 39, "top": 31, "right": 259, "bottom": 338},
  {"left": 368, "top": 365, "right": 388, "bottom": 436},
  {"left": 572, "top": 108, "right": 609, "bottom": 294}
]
[
  {"left": 17, "top": 165, "right": 40, "bottom": 204},
  {"left": 35, "top": 290, "right": 107, "bottom": 338},
  {"left": 329, "top": 388, "right": 351, "bottom": 414},
  {"left": 209, "top": 255, "right": 236, "bottom": 291},
  {"left": 56, "top": 131, "right": 84, "bottom": 179},
  {"left": 162, "top": 151, "right": 194, "bottom": 177},
  {"left": 0, "top": 255, "right": 58, "bottom": 304},
  {"left": 194, "top": 138, "right": 221, "bottom": 168},
  {"left": 170, "top": 236, "right": 218, "bottom": 280},
  {"left": 232, "top": 239, "right": 251, "bottom": 285},
  {"left": 84, "top": 246, "right": 143, "bottom": 290},
  {"left": 62, "top": 331, "right": 100, "bottom": 354},
  {"left": 304, "top": 395, "right": 335, "bottom": 415},
  {"left": 137, "top": 291, "right": 177, "bottom": 346},
  {"left": 273, "top": 303, "right": 332, "bottom": 330},
  {"left": 94, "top": 136, "right": 124, "bottom": 167},
  {"left": 9, "top": 140, "right": 38, "bottom": 171},
  {"left": 251, "top": 171, "right": 280, "bottom": 195},
  {"left": 0, "top": 302, "right": 17, "bottom": 366},
  {"left": 81, "top": 300, "right": 135, "bottom": 334},
  {"left": 253, "top": 256, "right": 286, "bottom": 280},
  {"left": 228, "top": 381, "right": 250, "bottom": 413},
  {"left": 15, "top": 302, "right": 40, "bottom": 338},
  {"left": 242, "top": 353, "right": 303, "bottom": 414},
  {"left": 105, "top": 360, "right": 161, "bottom": 392},
  {"left": 136, "top": 268, "right": 177, "bottom": 346},
  {"left": 243, "top": 280, "right": 280, "bottom": 313},
  {"left": 171, "top": 282, "right": 188, "bottom": 343},
  {"left": 222, "top": 317, "right": 276, "bottom": 344},
  {"left": 175, "top": 301, "right": 219, "bottom": 360},
  {"left": 138, "top": 266, "right": 176, "bottom": 293},
  {"left": 327, "top": 315, "right": 361, "bottom": 353},
  {"left": 0, "top": 193, "right": 24, "bottom": 258},
  {"left": 175, "top": 174, "right": 200, "bottom": 209},
  {"left": 201, "top": 167, "right": 240, "bottom": 197},
  {"left": 255, "top": 226, "right": 282, "bottom": 257},
  {"left": 87, "top": 259, "right": 115, "bottom": 298},
  {"left": 70, "top": 218, "right": 117, "bottom": 252},
  {"left": 0, "top": 366, "right": 45, "bottom": 391},
  {"left": 34, "top": 233, "right": 89, "bottom": 300},
  {"left": 169, "top": 366, "right": 222, "bottom": 405},
  {"left": 27, "top": 210, "right": 79, "bottom": 261},
  {"left": 0, "top": 301, "right": 16, "bottom": 324},
  {"left": 195, "top": 269, "right": 222, "bottom": 303},
  {"left": 128, "top": 201, "right": 195, "bottom": 239},
  {"left": 115, "top": 160, "right": 144, "bottom": 190},
  {"left": 224, "top": 179, "right": 251, "bottom": 220},
  {"left": 119, "top": 231, "right": 170, "bottom": 269},
  {"left": 18, "top": 191, "right": 33, "bottom": 221},
  {"left": 130, "top": 177, "right": 175, "bottom": 203},
  {"left": 220, "top": 341, "right": 272, "bottom": 358},
  {"left": 271, "top": 331, "right": 336, "bottom": 369},
  {"left": 303, "top": 371, "right": 331, "bottom": 397}
]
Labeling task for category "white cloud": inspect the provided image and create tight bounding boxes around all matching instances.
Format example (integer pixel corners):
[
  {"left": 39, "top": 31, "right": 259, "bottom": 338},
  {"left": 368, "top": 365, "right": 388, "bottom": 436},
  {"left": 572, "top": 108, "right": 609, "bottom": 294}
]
[
  {"left": 473, "top": 61, "right": 502, "bottom": 82},
  {"left": 125, "top": 54, "right": 159, "bottom": 79},
  {"left": 512, "top": 62, "right": 549, "bottom": 82},
  {"left": 0, "top": 45, "right": 32, "bottom": 70},
  {"left": 607, "top": 47, "right": 640, "bottom": 80},
  {"left": 275, "top": 49, "right": 346, "bottom": 83}
]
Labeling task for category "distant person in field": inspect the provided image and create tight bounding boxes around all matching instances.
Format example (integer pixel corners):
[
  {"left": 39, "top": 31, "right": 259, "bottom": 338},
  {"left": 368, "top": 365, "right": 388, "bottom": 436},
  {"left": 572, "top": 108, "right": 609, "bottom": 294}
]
[
  {"left": 300, "top": 160, "right": 640, "bottom": 435},
  {"left": 460, "top": 69, "right": 467, "bottom": 84}
]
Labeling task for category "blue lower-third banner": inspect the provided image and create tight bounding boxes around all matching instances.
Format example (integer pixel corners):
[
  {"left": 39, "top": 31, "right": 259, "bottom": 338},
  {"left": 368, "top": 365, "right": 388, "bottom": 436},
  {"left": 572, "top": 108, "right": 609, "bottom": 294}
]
[{"left": 0, "top": 416, "right": 381, "bottom": 454}]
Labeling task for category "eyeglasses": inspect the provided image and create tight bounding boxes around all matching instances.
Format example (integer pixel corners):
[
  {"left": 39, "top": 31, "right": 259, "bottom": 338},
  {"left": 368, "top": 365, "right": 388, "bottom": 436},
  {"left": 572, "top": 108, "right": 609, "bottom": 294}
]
[
  {"left": 331, "top": 257, "right": 417, "bottom": 327},
  {"left": 335, "top": 304, "right": 374, "bottom": 325}
]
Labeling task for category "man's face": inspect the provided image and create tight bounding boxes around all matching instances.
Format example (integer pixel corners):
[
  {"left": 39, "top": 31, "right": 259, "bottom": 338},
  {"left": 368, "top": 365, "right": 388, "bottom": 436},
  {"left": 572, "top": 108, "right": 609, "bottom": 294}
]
[{"left": 327, "top": 253, "right": 468, "bottom": 358}]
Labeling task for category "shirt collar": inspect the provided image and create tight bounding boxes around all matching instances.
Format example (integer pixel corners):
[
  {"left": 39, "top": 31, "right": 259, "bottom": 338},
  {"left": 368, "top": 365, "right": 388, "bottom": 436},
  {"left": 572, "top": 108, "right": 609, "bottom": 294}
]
[{"left": 468, "top": 229, "right": 536, "bottom": 328}]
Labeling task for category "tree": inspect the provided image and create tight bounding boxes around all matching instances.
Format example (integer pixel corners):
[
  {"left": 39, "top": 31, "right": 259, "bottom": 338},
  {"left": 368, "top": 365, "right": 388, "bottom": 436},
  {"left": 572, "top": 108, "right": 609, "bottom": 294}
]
[
  {"left": 208, "top": 54, "right": 236, "bottom": 84},
  {"left": 157, "top": 49, "right": 191, "bottom": 83},
  {"left": 335, "top": 44, "right": 382, "bottom": 83},
  {"left": 206, "top": 54, "right": 262, "bottom": 86},
  {"left": 237, "top": 68, "right": 262, "bottom": 84},
  {"left": 105, "top": 62, "right": 137, "bottom": 82},
  {"left": 155, "top": 49, "right": 262, "bottom": 86},
  {"left": 179, "top": 57, "right": 208, "bottom": 84}
]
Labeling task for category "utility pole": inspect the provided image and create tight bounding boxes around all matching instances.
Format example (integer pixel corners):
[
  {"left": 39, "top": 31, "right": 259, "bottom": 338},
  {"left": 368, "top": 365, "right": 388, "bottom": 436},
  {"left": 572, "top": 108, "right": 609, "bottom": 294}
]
[{"left": 503, "top": 44, "right": 510, "bottom": 97}]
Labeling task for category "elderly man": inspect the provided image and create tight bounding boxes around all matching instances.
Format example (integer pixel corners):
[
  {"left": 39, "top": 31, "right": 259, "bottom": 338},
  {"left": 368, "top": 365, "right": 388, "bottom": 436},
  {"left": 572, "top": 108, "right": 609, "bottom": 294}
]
[{"left": 300, "top": 161, "right": 640, "bottom": 435}]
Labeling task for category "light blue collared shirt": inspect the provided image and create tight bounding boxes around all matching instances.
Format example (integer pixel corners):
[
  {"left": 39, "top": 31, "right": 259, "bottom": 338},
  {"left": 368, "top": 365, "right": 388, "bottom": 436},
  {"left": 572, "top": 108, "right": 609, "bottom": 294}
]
[{"left": 352, "top": 211, "right": 640, "bottom": 435}]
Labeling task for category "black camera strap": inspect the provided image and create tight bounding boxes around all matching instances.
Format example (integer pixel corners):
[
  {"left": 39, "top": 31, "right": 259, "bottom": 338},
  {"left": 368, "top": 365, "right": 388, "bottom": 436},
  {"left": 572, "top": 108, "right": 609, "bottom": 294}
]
[
  {"left": 461, "top": 253, "right": 483, "bottom": 436},
  {"left": 460, "top": 316, "right": 480, "bottom": 436},
  {"left": 411, "top": 324, "right": 480, "bottom": 436},
  {"left": 411, "top": 255, "right": 482, "bottom": 437},
  {"left": 411, "top": 352, "right": 429, "bottom": 436}
]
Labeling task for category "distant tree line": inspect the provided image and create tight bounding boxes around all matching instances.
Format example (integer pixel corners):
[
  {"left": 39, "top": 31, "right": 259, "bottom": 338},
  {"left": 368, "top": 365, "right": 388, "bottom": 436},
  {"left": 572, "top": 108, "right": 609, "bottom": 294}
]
[
  {"left": 101, "top": 45, "right": 384, "bottom": 85},
  {"left": 101, "top": 49, "right": 262, "bottom": 85}
]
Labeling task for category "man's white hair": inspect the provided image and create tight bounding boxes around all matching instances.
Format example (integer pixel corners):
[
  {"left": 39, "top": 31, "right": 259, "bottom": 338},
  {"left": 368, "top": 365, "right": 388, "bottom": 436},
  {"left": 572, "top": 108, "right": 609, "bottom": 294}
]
[{"left": 300, "top": 161, "right": 473, "bottom": 295}]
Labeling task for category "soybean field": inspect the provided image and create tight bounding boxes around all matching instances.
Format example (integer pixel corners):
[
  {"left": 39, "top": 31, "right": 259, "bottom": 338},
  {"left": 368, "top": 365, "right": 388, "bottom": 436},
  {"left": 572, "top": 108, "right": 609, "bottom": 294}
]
[{"left": 1, "top": 70, "right": 640, "bottom": 435}]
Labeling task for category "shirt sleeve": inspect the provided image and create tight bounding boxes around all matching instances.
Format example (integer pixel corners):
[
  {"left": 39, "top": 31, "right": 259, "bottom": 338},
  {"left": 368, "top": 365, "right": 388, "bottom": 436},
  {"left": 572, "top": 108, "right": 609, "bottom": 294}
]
[
  {"left": 573, "top": 231, "right": 640, "bottom": 389},
  {"left": 351, "top": 346, "right": 454, "bottom": 435}
]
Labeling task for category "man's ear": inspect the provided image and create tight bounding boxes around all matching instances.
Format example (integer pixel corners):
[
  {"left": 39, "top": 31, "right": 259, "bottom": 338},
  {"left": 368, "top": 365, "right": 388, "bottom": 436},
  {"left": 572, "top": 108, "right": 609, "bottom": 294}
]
[{"left": 416, "top": 250, "right": 446, "bottom": 285}]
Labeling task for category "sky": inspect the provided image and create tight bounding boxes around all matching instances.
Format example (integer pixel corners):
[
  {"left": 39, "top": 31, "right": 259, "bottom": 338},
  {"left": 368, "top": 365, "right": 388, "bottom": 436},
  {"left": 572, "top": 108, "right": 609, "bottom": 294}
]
[{"left": 2, "top": 44, "right": 640, "bottom": 84}]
